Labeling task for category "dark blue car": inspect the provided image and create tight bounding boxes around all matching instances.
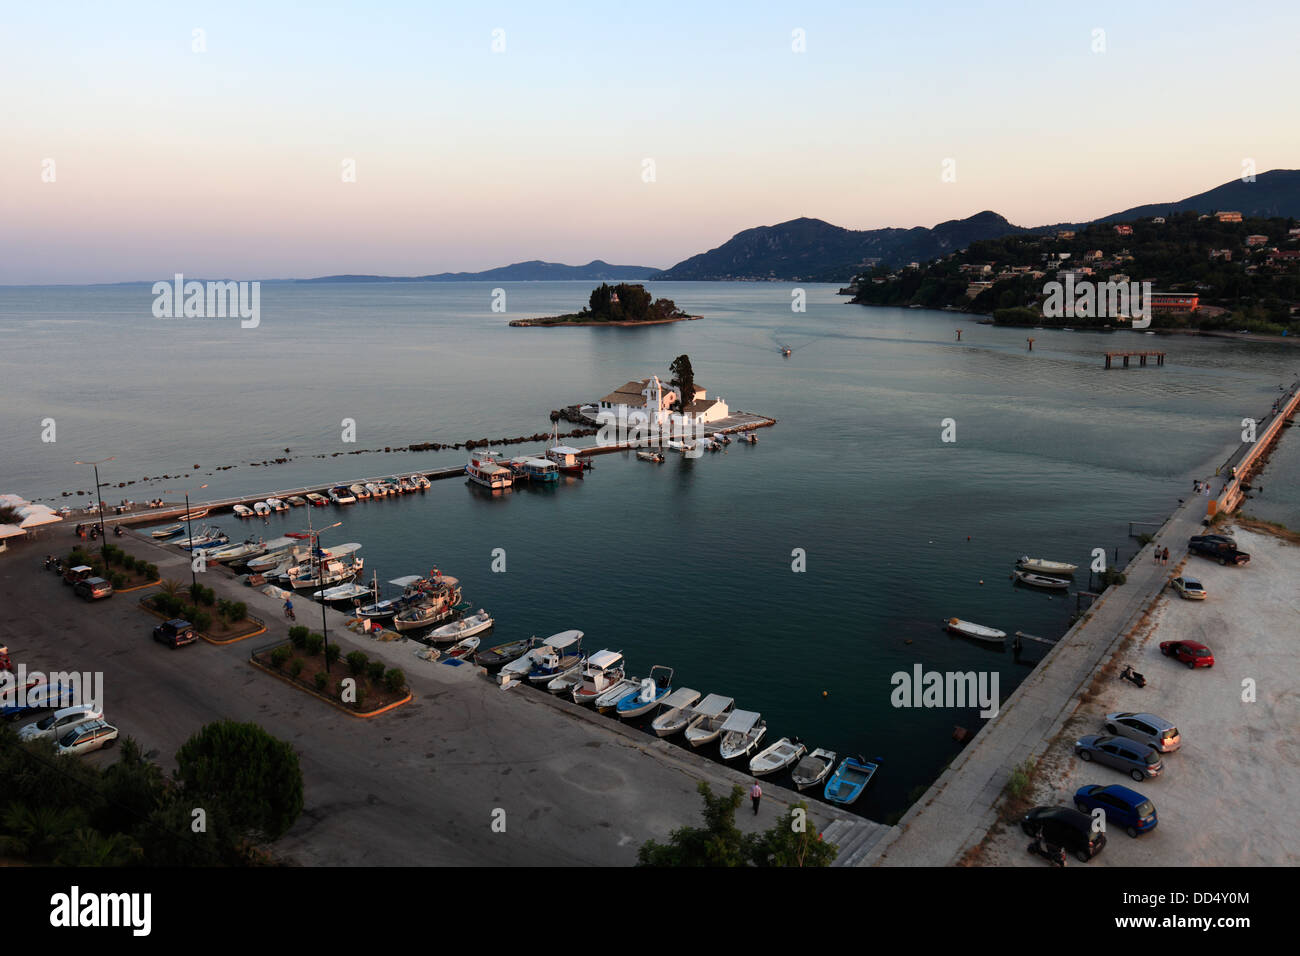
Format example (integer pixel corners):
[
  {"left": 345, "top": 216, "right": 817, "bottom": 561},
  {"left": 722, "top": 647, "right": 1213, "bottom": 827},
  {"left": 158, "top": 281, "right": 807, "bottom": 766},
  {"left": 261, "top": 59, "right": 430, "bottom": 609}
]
[{"left": 1074, "top": 784, "right": 1157, "bottom": 837}]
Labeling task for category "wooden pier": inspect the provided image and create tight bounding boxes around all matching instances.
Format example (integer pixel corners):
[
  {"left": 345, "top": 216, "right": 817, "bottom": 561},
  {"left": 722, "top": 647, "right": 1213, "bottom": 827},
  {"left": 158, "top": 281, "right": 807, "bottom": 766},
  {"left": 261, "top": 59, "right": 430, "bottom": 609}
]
[{"left": 1103, "top": 350, "right": 1165, "bottom": 369}]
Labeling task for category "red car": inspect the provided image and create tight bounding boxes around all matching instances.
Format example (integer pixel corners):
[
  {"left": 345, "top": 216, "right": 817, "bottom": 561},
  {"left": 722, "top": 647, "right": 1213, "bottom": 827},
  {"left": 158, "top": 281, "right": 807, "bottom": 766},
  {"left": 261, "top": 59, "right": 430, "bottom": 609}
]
[{"left": 1160, "top": 640, "right": 1215, "bottom": 669}]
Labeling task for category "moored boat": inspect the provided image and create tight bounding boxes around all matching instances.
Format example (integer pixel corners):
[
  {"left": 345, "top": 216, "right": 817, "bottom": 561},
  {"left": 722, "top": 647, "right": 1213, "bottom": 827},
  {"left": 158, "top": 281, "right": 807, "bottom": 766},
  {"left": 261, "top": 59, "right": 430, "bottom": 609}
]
[
  {"left": 614, "top": 665, "right": 674, "bottom": 719},
  {"left": 427, "top": 609, "right": 495, "bottom": 644},
  {"left": 312, "top": 581, "right": 373, "bottom": 606},
  {"left": 232, "top": 504, "right": 254, "bottom": 518},
  {"left": 305, "top": 492, "right": 330, "bottom": 507},
  {"left": 570, "top": 650, "right": 626, "bottom": 705},
  {"left": 594, "top": 677, "right": 642, "bottom": 713},
  {"left": 475, "top": 636, "right": 538, "bottom": 670},
  {"left": 329, "top": 486, "right": 356, "bottom": 505},
  {"left": 718, "top": 709, "right": 767, "bottom": 761},
  {"left": 266, "top": 498, "right": 289, "bottom": 512},
  {"left": 791, "top": 747, "right": 837, "bottom": 791},
  {"left": 287, "top": 496, "right": 307, "bottom": 507},
  {"left": 524, "top": 630, "right": 584, "bottom": 683},
  {"left": 945, "top": 617, "right": 1007, "bottom": 644},
  {"left": 649, "top": 687, "right": 702, "bottom": 737},
  {"left": 253, "top": 501, "right": 271, "bottom": 516},
  {"left": 150, "top": 524, "right": 184, "bottom": 539},
  {"left": 390, "top": 576, "right": 462, "bottom": 631},
  {"left": 636, "top": 451, "right": 664, "bottom": 463},
  {"left": 466, "top": 452, "right": 514, "bottom": 490},
  {"left": 409, "top": 474, "right": 431, "bottom": 490},
  {"left": 749, "top": 737, "right": 806, "bottom": 777},
  {"left": 824, "top": 756, "right": 879, "bottom": 806},
  {"left": 355, "top": 574, "right": 428, "bottom": 622},
  {"left": 683, "top": 694, "right": 735, "bottom": 747},
  {"left": 365, "top": 482, "right": 386, "bottom": 498},
  {"left": 1014, "top": 569, "right": 1070, "bottom": 590},
  {"left": 176, "top": 508, "right": 209, "bottom": 521},
  {"left": 1016, "top": 555, "right": 1077, "bottom": 576},
  {"left": 445, "top": 635, "right": 480, "bottom": 659},
  {"left": 349, "top": 483, "right": 370, "bottom": 500}
]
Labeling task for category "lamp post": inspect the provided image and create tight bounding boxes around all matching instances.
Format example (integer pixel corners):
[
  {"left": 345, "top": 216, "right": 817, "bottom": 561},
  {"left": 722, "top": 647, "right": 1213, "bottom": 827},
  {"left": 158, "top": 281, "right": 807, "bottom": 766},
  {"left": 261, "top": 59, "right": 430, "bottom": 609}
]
[
  {"left": 297, "top": 519, "right": 341, "bottom": 673},
  {"left": 162, "top": 484, "right": 208, "bottom": 600},
  {"left": 73, "top": 457, "right": 114, "bottom": 568}
]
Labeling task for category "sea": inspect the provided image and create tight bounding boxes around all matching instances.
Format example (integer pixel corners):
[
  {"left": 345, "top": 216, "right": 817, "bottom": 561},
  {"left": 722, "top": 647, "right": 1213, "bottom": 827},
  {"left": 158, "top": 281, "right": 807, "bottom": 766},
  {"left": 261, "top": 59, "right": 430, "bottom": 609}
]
[{"left": 2, "top": 280, "right": 1297, "bottom": 820}]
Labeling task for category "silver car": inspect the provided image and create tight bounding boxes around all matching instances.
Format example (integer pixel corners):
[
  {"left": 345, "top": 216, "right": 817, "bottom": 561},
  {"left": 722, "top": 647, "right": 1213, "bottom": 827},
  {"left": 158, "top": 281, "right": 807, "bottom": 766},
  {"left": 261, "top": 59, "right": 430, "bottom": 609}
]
[
  {"left": 1075, "top": 734, "right": 1163, "bottom": 781},
  {"left": 18, "top": 704, "right": 104, "bottom": 742},
  {"left": 1104, "top": 712, "right": 1182, "bottom": 753}
]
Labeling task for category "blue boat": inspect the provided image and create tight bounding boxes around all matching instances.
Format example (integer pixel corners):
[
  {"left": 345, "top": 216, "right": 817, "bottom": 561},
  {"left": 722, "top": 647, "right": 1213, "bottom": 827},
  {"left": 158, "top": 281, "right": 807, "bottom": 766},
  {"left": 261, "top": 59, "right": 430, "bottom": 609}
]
[
  {"left": 823, "top": 756, "right": 880, "bottom": 806},
  {"left": 615, "top": 665, "right": 674, "bottom": 719}
]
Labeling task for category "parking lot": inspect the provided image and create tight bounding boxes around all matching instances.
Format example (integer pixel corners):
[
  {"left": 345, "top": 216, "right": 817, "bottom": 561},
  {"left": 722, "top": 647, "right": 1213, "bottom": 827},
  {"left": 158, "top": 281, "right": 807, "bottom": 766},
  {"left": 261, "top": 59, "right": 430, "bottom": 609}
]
[{"left": 983, "top": 527, "right": 1300, "bottom": 866}]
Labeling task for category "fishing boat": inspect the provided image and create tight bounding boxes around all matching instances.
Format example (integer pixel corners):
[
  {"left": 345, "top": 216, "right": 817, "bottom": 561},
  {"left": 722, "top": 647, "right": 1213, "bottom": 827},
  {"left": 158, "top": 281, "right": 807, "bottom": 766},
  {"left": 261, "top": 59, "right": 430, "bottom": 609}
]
[
  {"left": 615, "top": 665, "right": 674, "bottom": 719},
  {"left": 266, "top": 498, "right": 289, "bottom": 512},
  {"left": 305, "top": 493, "right": 330, "bottom": 507},
  {"left": 177, "top": 508, "right": 209, "bottom": 521},
  {"left": 287, "top": 496, "right": 307, "bottom": 507},
  {"left": 791, "top": 748, "right": 838, "bottom": 791},
  {"left": 466, "top": 453, "right": 514, "bottom": 490},
  {"left": 749, "top": 737, "right": 806, "bottom": 777},
  {"left": 1014, "top": 569, "right": 1070, "bottom": 590},
  {"left": 636, "top": 451, "right": 664, "bottom": 463},
  {"left": 945, "top": 617, "right": 1007, "bottom": 644},
  {"left": 150, "top": 524, "right": 184, "bottom": 539},
  {"left": 312, "top": 582, "right": 373, "bottom": 606},
  {"left": 409, "top": 474, "right": 431, "bottom": 490},
  {"left": 253, "top": 501, "right": 272, "bottom": 516},
  {"left": 684, "top": 694, "right": 736, "bottom": 748},
  {"left": 1017, "top": 556, "right": 1077, "bottom": 576},
  {"left": 287, "top": 543, "right": 364, "bottom": 590},
  {"left": 329, "top": 486, "right": 356, "bottom": 505},
  {"left": 500, "top": 641, "right": 552, "bottom": 683},
  {"left": 391, "top": 576, "right": 462, "bottom": 631},
  {"left": 445, "top": 635, "right": 480, "bottom": 659},
  {"left": 244, "top": 538, "right": 307, "bottom": 573},
  {"left": 718, "top": 710, "right": 767, "bottom": 761},
  {"left": 176, "top": 527, "right": 230, "bottom": 550},
  {"left": 545, "top": 436, "right": 589, "bottom": 477},
  {"left": 427, "top": 609, "right": 495, "bottom": 644},
  {"left": 232, "top": 504, "right": 254, "bottom": 518},
  {"left": 524, "top": 630, "right": 584, "bottom": 683},
  {"left": 570, "top": 650, "right": 626, "bottom": 706},
  {"left": 209, "top": 539, "right": 265, "bottom": 563},
  {"left": 648, "top": 688, "right": 702, "bottom": 737},
  {"left": 365, "top": 482, "right": 386, "bottom": 498},
  {"left": 355, "top": 574, "right": 428, "bottom": 622},
  {"left": 594, "top": 677, "right": 642, "bottom": 713},
  {"left": 349, "top": 483, "right": 370, "bottom": 500},
  {"left": 547, "top": 665, "right": 586, "bottom": 696},
  {"left": 475, "top": 636, "right": 538, "bottom": 671},
  {"left": 823, "top": 756, "right": 879, "bottom": 806},
  {"left": 663, "top": 439, "right": 696, "bottom": 454}
]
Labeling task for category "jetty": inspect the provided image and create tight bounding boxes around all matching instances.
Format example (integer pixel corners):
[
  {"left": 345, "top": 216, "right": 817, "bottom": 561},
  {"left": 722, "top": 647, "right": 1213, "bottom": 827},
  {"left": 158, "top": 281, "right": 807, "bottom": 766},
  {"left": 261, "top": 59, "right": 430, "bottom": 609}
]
[
  {"left": 1103, "top": 349, "right": 1165, "bottom": 369},
  {"left": 1211, "top": 378, "right": 1300, "bottom": 516}
]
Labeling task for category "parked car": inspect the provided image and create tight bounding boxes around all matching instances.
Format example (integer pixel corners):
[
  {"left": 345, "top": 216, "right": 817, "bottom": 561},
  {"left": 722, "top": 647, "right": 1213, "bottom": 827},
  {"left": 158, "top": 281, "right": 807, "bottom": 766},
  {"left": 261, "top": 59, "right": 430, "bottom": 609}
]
[
  {"left": 73, "top": 576, "right": 113, "bottom": 600},
  {"left": 0, "top": 674, "right": 47, "bottom": 720},
  {"left": 1104, "top": 712, "right": 1182, "bottom": 752},
  {"left": 153, "top": 618, "right": 198, "bottom": 648},
  {"left": 1188, "top": 535, "right": 1250, "bottom": 566},
  {"left": 1195, "top": 533, "right": 1237, "bottom": 547},
  {"left": 1160, "top": 640, "right": 1215, "bottom": 669},
  {"left": 55, "top": 719, "right": 119, "bottom": 757},
  {"left": 1020, "top": 806, "right": 1107, "bottom": 862},
  {"left": 1170, "top": 577, "right": 1207, "bottom": 600},
  {"left": 62, "top": 565, "right": 94, "bottom": 586},
  {"left": 1074, "top": 734, "right": 1163, "bottom": 781},
  {"left": 1074, "top": 784, "right": 1158, "bottom": 837},
  {"left": 18, "top": 704, "right": 104, "bottom": 742}
]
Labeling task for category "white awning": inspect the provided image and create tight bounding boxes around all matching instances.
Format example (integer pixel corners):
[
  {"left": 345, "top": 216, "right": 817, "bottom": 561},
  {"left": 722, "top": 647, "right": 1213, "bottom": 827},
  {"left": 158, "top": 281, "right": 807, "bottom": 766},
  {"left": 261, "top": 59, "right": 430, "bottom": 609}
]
[
  {"left": 659, "top": 687, "right": 700, "bottom": 710},
  {"left": 720, "top": 709, "right": 761, "bottom": 734},
  {"left": 547, "top": 630, "right": 583, "bottom": 649},
  {"left": 693, "top": 694, "right": 734, "bottom": 718},
  {"left": 587, "top": 649, "right": 622, "bottom": 669},
  {"left": 389, "top": 575, "right": 424, "bottom": 587}
]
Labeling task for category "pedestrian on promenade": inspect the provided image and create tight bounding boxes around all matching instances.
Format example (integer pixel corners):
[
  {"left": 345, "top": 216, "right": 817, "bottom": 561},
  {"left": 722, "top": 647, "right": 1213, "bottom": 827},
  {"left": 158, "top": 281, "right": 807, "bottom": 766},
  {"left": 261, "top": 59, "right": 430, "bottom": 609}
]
[
  {"left": 1161, "top": 546, "right": 1169, "bottom": 565},
  {"left": 1153, "top": 545, "right": 1161, "bottom": 565},
  {"left": 750, "top": 781, "right": 762, "bottom": 815}
]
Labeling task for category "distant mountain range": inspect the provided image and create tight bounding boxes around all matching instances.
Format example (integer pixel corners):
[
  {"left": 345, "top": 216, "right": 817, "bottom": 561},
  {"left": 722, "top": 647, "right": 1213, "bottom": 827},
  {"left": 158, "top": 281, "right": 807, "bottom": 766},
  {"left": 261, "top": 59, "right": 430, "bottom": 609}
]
[
  {"left": 298, "top": 170, "right": 1300, "bottom": 285},
  {"left": 655, "top": 169, "right": 1300, "bottom": 282},
  {"left": 300, "top": 259, "right": 658, "bottom": 283}
]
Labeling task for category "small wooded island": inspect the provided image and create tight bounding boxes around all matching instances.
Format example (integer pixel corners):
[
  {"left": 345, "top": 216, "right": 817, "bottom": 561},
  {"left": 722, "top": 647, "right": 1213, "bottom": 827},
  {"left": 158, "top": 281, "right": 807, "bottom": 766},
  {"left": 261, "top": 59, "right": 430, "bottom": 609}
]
[{"left": 509, "top": 283, "right": 701, "bottom": 327}]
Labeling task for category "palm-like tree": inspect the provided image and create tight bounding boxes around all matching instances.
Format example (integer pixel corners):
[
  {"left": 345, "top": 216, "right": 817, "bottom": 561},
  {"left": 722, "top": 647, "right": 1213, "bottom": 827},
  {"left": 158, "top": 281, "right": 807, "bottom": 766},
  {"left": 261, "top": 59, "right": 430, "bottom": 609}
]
[{"left": 0, "top": 802, "right": 83, "bottom": 864}]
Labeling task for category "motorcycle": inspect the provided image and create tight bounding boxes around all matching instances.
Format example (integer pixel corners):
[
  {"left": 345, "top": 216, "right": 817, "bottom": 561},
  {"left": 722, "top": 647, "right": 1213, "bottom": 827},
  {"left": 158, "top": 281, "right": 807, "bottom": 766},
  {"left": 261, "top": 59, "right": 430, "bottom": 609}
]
[
  {"left": 114, "top": 525, "right": 124, "bottom": 537},
  {"left": 1119, "top": 663, "right": 1146, "bottom": 688},
  {"left": 1026, "top": 835, "right": 1067, "bottom": 867}
]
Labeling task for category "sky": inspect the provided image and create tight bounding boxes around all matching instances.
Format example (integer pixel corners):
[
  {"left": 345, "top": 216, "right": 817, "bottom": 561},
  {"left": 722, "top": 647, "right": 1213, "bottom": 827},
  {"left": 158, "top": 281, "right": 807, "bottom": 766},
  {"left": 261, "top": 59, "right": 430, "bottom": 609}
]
[{"left": 2, "top": 0, "right": 1298, "bottom": 284}]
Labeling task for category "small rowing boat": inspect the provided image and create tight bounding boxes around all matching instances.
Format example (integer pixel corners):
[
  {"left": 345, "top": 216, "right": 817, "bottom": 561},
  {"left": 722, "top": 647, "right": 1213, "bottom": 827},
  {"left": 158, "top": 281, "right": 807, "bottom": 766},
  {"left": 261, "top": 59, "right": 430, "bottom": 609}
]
[
  {"left": 945, "top": 617, "right": 1007, "bottom": 644},
  {"left": 1014, "top": 569, "right": 1070, "bottom": 590},
  {"left": 1017, "top": 555, "right": 1076, "bottom": 576},
  {"left": 749, "top": 737, "right": 806, "bottom": 776},
  {"left": 824, "top": 756, "right": 879, "bottom": 806},
  {"left": 649, "top": 688, "right": 702, "bottom": 737},
  {"left": 791, "top": 747, "right": 837, "bottom": 791},
  {"left": 636, "top": 451, "right": 664, "bottom": 463}
]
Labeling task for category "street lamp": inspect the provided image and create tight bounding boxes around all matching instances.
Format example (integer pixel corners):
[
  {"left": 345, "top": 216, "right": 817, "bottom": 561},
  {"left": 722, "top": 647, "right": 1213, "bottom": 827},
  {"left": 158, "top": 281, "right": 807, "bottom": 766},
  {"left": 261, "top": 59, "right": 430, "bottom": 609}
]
[
  {"left": 73, "top": 457, "right": 114, "bottom": 568},
  {"left": 296, "top": 519, "right": 342, "bottom": 673},
  {"left": 162, "top": 484, "right": 209, "bottom": 600}
]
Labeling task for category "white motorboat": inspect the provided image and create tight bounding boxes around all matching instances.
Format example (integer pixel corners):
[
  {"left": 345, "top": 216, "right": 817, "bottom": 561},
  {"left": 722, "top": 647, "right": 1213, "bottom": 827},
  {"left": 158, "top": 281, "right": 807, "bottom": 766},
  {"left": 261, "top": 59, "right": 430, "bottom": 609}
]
[
  {"left": 749, "top": 737, "right": 806, "bottom": 777},
  {"left": 287, "top": 496, "right": 307, "bottom": 507},
  {"left": 150, "top": 524, "right": 184, "bottom": 538},
  {"left": 253, "top": 501, "right": 272, "bottom": 516},
  {"left": 594, "top": 677, "right": 642, "bottom": 713},
  {"left": 1017, "top": 555, "right": 1077, "bottom": 576},
  {"left": 232, "top": 504, "right": 254, "bottom": 518},
  {"left": 427, "top": 610, "right": 495, "bottom": 644},
  {"left": 500, "top": 641, "right": 551, "bottom": 682},
  {"left": 409, "top": 474, "right": 431, "bottom": 490},
  {"left": 266, "top": 498, "right": 289, "bottom": 512},
  {"left": 375, "top": 479, "right": 399, "bottom": 496},
  {"left": 349, "top": 483, "right": 371, "bottom": 500},
  {"left": 945, "top": 617, "right": 1007, "bottom": 644},
  {"left": 791, "top": 747, "right": 838, "bottom": 791},
  {"left": 636, "top": 451, "right": 664, "bottom": 463},
  {"left": 397, "top": 476, "right": 417, "bottom": 493},
  {"left": 547, "top": 665, "right": 586, "bottom": 696},
  {"left": 305, "top": 493, "right": 330, "bottom": 507},
  {"left": 571, "top": 650, "right": 626, "bottom": 705},
  {"left": 444, "top": 635, "right": 480, "bottom": 659},
  {"left": 365, "top": 482, "right": 386, "bottom": 498},
  {"left": 312, "top": 582, "right": 372, "bottom": 605},
  {"left": 718, "top": 709, "right": 767, "bottom": 761},
  {"left": 525, "top": 630, "right": 583, "bottom": 683},
  {"left": 208, "top": 539, "right": 265, "bottom": 563},
  {"left": 649, "top": 688, "right": 702, "bottom": 737},
  {"left": 684, "top": 694, "right": 736, "bottom": 748},
  {"left": 329, "top": 486, "right": 356, "bottom": 505},
  {"left": 614, "top": 665, "right": 674, "bottom": 719},
  {"left": 1014, "top": 569, "right": 1070, "bottom": 590}
]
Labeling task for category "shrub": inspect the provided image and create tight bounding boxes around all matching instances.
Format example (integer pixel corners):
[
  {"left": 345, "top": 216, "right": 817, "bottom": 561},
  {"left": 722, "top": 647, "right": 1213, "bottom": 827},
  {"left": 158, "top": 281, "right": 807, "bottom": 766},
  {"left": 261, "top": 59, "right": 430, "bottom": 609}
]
[
  {"left": 122, "top": 555, "right": 137, "bottom": 572},
  {"left": 314, "top": 672, "right": 328, "bottom": 691},
  {"left": 383, "top": 668, "right": 406, "bottom": 694},
  {"left": 366, "top": 661, "right": 386, "bottom": 683},
  {"left": 182, "top": 603, "right": 199, "bottom": 620},
  {"left": 191, "top": 610, "right": 212, "bottom": 631},
  {"left": 346, "top": 651, "right": 368, "bottom": 676},
  {"left": 146, "top": 563, "right": 159, "bottom": 579},
  {"left": 324, "top": 643, "right": 341, "bottom": 666},
  {"left": 270, "top": 646, "right": 290, "bottom": 670},
  {"left": 352, "top": 684, "right": 366, "bottom": 709},
  {"left": 109, "top": 572, "right": 126, "bottom": 589},
  {"left": 1007, "top": 759, "right": 1036, "bottom": 799},
  {"left": 228, "top": 601, "right": 247, "bottom": 622},
  {"left": 289, "top": 626, "right": 309, "bottom": 649},
  {"left": 305, "top": 633, "right": 324, "bottom": 656},
  {"left": 1099, "top": 569, "right": 1127, "bottom": 587},
  {"left": 289, "top": 658, "right": 304, "bottom": 678}
]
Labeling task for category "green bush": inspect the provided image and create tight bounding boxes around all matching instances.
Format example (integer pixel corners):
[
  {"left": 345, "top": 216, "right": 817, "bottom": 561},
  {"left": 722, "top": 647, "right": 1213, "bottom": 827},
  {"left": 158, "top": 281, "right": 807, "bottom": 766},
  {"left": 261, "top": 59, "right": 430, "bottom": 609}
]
[
  {"left": 122, "top": 555, "right": 137, "bottom": 572},
  {"left": 270, "top": 646, "right": 290, "bottom": 669},
  {"left": 314, "top": 672, "right": 328, "bottom": 691},
  {"left": 289, "top": 626, "right": 309, "bottom": 649},
  {"left": 229, "top": 601, "right": 247, "bottom": 622},
  {"left": 109, "top": 572, "right": 126, "bottom": 589},
  {"left": 289, "top": 658, "right": 304, "bottom": 678},
  {"left": 324, "top": 643, "right": 341, "bottom": 666},
  {"left": 366, "top": 660, "right": 386, "bottom": 683},
  {"left": 346, "top": 651, "right": 368, "bottom": 676},
  {"left": 305, "top": 633, "right": 324, "bottom": 656},
  {"left": 353, "top": 684, "right": 366, "bottom": 709},
  {"left": 191, "top": 610, "right": 212, "bottom": 631},
  {"left": 383, "top": 668, "right": 406, "bottom": 694},
  {"left": 145, "top": 563, "right": 158, "bottom": 579}
]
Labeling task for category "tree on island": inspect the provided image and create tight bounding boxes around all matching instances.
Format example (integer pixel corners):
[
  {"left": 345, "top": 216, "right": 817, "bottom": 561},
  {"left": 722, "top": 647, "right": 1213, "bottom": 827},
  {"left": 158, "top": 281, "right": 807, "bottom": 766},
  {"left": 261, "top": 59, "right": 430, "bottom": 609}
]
[
  {"left": 581, "top": 283, "right": 684, "bottom": 323},
  {"left": 636, "top": 781, "right": 837, "bottom": 867},
  {"left": 669, "top": 354, "right": 695, "bottom": 423}
]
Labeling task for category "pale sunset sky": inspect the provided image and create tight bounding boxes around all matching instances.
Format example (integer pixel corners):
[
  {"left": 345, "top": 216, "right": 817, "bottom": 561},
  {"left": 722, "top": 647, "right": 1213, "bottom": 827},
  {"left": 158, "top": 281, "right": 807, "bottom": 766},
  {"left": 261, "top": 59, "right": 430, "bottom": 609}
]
[{"left": 2, "top": 0, "right": 1297, "bottom": 284}]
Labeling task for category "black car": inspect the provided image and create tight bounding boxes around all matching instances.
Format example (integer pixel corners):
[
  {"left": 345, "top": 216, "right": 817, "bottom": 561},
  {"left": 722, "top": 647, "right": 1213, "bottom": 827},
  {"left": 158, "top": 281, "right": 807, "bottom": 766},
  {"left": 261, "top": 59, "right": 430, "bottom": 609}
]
[
  {"left": 1188, "top": 535, "right": 1250, "bottom": 566},
  {"left": 1020, "top": 806, "right": 1107, "bottom": 862},
  {"left": 153, "top": 618, "right": 198, "bottom": 648}
]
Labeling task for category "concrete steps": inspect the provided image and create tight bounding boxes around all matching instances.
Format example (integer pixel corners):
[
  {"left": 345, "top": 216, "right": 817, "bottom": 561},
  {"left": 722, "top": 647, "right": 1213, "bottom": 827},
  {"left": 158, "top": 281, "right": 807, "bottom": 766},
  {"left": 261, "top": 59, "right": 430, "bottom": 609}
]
[{"left": 823, "top": 817, "right": 893, "bottom": 866}]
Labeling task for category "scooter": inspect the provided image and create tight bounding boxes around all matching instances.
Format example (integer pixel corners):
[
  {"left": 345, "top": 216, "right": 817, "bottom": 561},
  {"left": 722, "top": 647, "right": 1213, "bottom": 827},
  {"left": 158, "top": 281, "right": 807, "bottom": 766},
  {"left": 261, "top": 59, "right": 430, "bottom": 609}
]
[
  {"left": 1119, "top": 663, "right": 1146, "bottom": 688},
  {"left": 1027, "top": 835, "right": 1066, "bottom": 867}
]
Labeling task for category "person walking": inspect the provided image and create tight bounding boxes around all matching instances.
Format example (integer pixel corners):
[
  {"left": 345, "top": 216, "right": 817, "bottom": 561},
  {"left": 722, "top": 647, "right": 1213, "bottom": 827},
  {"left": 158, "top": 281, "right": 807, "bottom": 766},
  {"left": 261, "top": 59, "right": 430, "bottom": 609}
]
[
  {"left": 750, "top": 781, "right": 762, "bottom": 815},
  {"left": 1153, "top": 545, "right": 1161, "bottom": 565},
  {"left": 1161, "top": 546, "right": 1169, "bottom": 566}
]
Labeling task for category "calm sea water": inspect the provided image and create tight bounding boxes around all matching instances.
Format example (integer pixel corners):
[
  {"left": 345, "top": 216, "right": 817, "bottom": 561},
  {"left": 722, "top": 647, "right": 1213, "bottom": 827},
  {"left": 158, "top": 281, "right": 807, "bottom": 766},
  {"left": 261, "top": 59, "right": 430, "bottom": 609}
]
[{"left": 2, "top": 281, "right": 1297, "bottom": 819}]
